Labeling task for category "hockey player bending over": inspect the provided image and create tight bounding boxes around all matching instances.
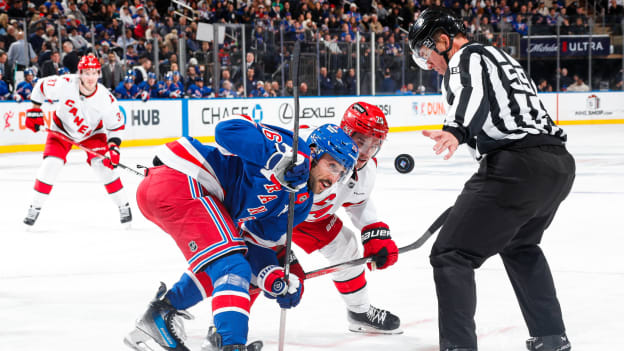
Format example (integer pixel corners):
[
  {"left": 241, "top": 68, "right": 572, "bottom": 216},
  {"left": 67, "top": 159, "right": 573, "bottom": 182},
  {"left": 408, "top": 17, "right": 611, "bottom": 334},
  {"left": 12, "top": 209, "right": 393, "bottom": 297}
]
[
  {"left": 124, "top": 120, "right": 358, "bottom": 351},
  {"left": 290, "top": 101, "right": 401, "bottom": 334},
  {"left": 23, "top": 54, "right": 132, "bottom": 226}
]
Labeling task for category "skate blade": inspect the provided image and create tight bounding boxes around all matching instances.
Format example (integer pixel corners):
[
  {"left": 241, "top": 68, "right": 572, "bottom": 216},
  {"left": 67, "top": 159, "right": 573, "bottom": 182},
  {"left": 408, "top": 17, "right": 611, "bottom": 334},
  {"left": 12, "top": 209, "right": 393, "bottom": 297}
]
[
  {"left": 247, "top": 340, "right": 263, "bottom": 351},
  {"left": 348, "top": 324, "right": 404, "bottom": 335},
  {"left": 122, "top": 222, "right": 132, "bottom": 230},
  {"left": 124, "top": 328, "right": 160, "bottom": 351}
]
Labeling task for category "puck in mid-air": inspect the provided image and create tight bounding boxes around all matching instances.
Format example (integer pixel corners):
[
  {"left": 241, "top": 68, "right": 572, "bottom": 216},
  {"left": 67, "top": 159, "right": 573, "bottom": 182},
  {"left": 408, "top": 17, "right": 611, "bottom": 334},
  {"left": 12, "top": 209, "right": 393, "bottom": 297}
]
[{"left": 394, "top": 154, "right": 415, "bottom": 174}]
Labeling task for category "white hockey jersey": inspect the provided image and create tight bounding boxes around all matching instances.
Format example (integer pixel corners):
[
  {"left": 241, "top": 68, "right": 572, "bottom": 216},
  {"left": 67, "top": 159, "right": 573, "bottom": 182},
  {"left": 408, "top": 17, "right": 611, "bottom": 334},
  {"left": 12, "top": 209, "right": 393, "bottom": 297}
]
[
  {"left": 31, "top": 74, "right": 125, "bottom": 143},
  {"left": 306, "top": 159, "right": 379, "bottom": 230}
]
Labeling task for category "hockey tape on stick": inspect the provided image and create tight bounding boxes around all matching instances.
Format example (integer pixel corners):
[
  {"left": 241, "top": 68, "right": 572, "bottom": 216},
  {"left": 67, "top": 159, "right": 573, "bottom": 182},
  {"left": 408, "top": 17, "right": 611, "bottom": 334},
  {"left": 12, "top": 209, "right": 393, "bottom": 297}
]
[
  {"left": 45, "top": 128, "right": 145, "bottom": 177},
  {"left": 279, "top": 40, "right": 302, "bottom": 351},
  {"left": 251, "top": 206, "right": 452, "bottom": 297}
]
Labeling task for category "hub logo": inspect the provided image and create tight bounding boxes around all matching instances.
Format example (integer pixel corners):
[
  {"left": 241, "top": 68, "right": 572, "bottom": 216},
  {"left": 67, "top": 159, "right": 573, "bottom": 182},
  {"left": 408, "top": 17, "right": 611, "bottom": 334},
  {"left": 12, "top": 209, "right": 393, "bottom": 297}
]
[{"left": 252, "top": 104, "right": 263, "bottom": 122}]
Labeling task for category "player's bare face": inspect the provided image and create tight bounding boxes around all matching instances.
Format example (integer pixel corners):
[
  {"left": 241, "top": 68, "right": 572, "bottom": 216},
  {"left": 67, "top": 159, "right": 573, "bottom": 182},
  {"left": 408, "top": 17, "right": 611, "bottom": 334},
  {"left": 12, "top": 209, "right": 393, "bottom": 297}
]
[
  {"left": 351, "top": 132, "right": 383, "bottom": 170},
  {"left": 79, "top": 69, "right": 99, "bottom": 94},
  {"left": 308, "top": 154, "right": 347, "bottom": 194}
]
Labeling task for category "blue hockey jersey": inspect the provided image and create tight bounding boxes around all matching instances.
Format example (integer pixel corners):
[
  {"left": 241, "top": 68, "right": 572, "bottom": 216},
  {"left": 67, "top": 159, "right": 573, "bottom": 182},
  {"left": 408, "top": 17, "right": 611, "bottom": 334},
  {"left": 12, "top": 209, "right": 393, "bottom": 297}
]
[{"left": 155, "top": 116, "right": 313, "bottom": 274}]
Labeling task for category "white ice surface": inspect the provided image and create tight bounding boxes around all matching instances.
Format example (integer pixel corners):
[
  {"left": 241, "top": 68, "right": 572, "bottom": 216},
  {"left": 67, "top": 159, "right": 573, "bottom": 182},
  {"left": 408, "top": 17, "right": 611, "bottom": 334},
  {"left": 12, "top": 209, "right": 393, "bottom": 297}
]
[{"left": 1, "top": 124, "right": 623, "bottom": 350}]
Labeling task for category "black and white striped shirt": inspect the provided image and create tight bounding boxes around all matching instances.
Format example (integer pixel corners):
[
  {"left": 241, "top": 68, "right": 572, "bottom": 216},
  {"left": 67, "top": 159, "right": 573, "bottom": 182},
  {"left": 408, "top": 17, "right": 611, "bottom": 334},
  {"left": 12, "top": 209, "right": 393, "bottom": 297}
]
[{"left": 442, "top": 42, "right": 566, "bottom": 160}]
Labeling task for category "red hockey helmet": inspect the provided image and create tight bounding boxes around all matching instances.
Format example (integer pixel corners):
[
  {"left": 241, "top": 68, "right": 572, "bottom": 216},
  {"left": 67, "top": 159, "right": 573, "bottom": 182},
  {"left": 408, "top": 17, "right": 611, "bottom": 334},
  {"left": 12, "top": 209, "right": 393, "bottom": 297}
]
[
  {"left": 77, "top": 54, "right": 101, "bottom": 71},
  {"left": 340, "top": 102, "right": 389, "bottom": 140}
]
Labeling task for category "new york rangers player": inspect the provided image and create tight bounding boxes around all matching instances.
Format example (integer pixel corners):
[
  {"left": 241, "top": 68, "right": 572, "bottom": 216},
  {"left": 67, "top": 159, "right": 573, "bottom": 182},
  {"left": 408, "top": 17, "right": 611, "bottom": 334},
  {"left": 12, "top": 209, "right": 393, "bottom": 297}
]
[
  {"left": 23, "top": 54, "right": 132, "bottom": 226},
  {"left": 292, "top": 101, "right": 401, "bottom": 334},
  {"left": 124, "top": 120, "right": 358, "bottom": 351}
]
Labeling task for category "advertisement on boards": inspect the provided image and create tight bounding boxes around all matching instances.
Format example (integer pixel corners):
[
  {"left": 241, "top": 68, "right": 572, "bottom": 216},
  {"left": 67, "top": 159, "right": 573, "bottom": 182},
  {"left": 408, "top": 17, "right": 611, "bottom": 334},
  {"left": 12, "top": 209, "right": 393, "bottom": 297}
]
[
  {"left": 1, "top": 101, "right": 55, "bottom": 146},
  {"left": 187, "top": 96, "right": 447, "bottom": 137},
  {"left": 119, "top": 100, "right": 182, "bottom": 140},
  {"left": 520, "top": 35, "right": 610, "bottom": 57},
  {"left": 558, "top": 92, "right": 624, "bottom": 121},
  {"left": 0, "top": 100, "right": 182, "bottom": 147}
]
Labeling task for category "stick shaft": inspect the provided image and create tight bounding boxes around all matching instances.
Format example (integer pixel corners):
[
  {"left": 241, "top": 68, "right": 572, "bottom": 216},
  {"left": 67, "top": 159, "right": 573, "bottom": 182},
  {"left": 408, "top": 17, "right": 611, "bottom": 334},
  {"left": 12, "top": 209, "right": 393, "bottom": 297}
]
[
  {"left": 45, "top": 128, "right": 144, "bottom": 177},
  {"left": 278, "top": 40, "right": 302, "bottom": 351}
]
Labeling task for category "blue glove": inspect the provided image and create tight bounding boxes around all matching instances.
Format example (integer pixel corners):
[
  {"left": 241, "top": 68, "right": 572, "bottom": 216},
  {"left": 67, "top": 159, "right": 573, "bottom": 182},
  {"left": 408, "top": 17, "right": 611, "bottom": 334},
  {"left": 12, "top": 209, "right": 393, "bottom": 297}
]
[
  {"left": 257, "top": 265, "right": 304, "bottom": 309},
  {"left": 263, "top": 142, "right": 310, "bottom": 192}
]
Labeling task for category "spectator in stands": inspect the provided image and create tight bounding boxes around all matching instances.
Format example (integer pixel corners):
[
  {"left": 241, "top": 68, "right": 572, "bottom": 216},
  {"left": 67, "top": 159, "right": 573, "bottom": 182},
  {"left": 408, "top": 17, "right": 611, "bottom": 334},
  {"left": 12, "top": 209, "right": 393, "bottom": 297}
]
[
  {"left": 568, "top": 16, "right": 587, "bottom": 34},
  {"left": 607, "top": 0, "right": 624, "bottom": 24},
  {"left": 537, "top": 79, "right": 553, "bottom": 92},
  {"left": 333, "top": 69, "right": 346, "bottom": 96},
  {"left": 40, "top": 49, "right": 61, "bottom": 77},
  {"left": 271, "top": 81, "right": 281, "bottom": 96},
  {"left": 319, "top": 66, "right": 333, "bottom": 95},
  {"left": 381, "top": 67, "right": 396, "bottom": 94},
  {"left": 184, "top": 65, "right": 199, "bottom": 90},
  {"left": 345, "top": 68, "right": 357, "bottom": 96},
  {"left": 29, "top": 26, "right": 45, "bottom": 54},
  {"left": 61, "top": 41, "right": 79, "bottom": 73},
  {"left": 132, "top": 57, "right": 152, "bottom": 85},
  {"left": 244, "top": 67, "right": 256, "bottom": 95},
  {"left": 102, "top": 52, "right": 124, "bottom": 90},
  {"left": 0, "top": 50, "right": 8, "bottom": 85},
  {"left": 1, "top": 24, "right": 16, "bottom": 51},
  {"left": 117, "top": 26, "right": 137, "bottom": 50},
  {"left": 299, "top": 81, "right": 309, "bottom": 96},
  {"left": 250, "top": 80, "right": 268, "bottom": 97},
  {"left": 68, "top": 26, "right": 90, "bottom": 54},
  {"left": 67, "top": 2, "right": 87, "bottom": 25},
  {"left": 559, "top": 67, "right": 574, "bottom": 90},
  {"left": 7, "top": 31, "right": 36, "bottom": 70},
  {"left": 219, "top": 79, "right": 237, "bottom": 98},
  {"left": 567, "top": 74, "right": 590, "bottom": 91}
]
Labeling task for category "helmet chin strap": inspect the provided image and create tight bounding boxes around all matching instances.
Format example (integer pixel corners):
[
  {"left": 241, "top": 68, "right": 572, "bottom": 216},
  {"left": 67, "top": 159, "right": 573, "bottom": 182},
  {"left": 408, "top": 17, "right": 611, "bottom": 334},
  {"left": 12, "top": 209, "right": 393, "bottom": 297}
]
[{"left": 434, "top": 34, "right": 455, "bottom": 64}]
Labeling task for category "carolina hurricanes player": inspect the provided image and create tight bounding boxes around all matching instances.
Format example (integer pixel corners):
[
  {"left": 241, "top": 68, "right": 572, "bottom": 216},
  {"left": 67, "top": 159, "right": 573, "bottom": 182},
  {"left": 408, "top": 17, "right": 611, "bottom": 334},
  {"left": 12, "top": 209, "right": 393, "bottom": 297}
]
[
  {"left": 23, "top": 54, "right": 132, "bottom": 226},
  {"left": 293, "top": 101, "right": 400, "bottom": 333}
]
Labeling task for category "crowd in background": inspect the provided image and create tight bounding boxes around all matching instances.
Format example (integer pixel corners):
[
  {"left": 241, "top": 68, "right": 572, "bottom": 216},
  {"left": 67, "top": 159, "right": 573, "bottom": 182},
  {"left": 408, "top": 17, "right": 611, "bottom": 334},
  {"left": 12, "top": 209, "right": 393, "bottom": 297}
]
[{"left": 0, "top": 0, "right": 623, "bottom": 101}]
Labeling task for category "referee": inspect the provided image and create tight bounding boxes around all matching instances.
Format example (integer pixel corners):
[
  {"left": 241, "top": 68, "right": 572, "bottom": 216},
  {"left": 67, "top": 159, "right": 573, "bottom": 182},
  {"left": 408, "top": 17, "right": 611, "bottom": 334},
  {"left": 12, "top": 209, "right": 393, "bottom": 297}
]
[{"left": 409, "top": 7, "right": 575, "bottom": 351}]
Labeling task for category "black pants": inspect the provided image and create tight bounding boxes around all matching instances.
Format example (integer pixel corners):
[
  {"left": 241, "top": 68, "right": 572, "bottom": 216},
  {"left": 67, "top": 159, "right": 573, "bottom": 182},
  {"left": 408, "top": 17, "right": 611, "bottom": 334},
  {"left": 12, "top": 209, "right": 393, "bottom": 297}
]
[{"left": 430, "top": 145, "right": 576, "bottom": 350}]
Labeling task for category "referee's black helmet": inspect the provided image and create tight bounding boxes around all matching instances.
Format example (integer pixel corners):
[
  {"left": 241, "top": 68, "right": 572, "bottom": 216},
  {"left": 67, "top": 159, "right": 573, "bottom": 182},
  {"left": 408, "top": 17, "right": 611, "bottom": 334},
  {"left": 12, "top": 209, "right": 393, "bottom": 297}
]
[{"left": 408, "top": 7, "right": 466, "bottom": 53}]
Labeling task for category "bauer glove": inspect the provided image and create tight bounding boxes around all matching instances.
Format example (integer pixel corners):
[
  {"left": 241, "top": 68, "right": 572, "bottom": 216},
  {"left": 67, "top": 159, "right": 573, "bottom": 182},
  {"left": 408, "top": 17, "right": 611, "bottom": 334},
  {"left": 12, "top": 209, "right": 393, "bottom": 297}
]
[
  {"left": 361, "top": 222, "right": 398, "bottom": 270},
  {"left": 102, "top": 142, "right": 120, "bottom": 170},
  {"left": 262, "top": 142, "right": 310, "bottom": 192},
  {"left": 25, "top": 107, "right": 44, "bottom": 132},
  {"left": 257, "top": 265, "right": 304, "bottom": 309}
]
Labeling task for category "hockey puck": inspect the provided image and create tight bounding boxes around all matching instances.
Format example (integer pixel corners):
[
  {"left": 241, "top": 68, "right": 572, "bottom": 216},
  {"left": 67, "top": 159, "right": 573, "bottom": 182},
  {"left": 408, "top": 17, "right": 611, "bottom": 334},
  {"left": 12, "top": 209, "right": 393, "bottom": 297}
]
[{"left": 394, "top": 154, "right": 414, "bottom": 174}]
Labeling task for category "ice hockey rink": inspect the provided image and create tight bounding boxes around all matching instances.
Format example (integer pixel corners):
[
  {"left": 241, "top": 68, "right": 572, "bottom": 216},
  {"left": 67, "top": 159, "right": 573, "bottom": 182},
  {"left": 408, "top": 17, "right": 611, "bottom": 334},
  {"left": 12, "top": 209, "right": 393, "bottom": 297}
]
[{"left": 1, "top": 124, "right": 623, "bottom": 351}]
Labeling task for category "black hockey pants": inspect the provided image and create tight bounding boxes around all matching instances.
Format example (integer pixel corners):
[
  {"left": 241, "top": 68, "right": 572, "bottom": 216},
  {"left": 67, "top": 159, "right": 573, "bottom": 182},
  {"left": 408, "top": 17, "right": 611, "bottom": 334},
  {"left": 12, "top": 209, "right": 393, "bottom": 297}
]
[{"left": 430, "top": 145, "right": 576, "bottom": 350}]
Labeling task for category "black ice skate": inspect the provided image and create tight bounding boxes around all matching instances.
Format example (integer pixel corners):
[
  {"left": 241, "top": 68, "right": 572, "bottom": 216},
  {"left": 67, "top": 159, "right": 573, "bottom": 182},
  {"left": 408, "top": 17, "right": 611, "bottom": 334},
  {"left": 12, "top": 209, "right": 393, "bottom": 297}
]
[
  {"left": 201, "top": 326, "right": 263, "bottom": 351},
  {"left": 23, "top": 205, "right": 41, "bottom": 226},
  {"left": 347, "top": 305, "right": 402, "bottom": 334},
  {"left": 123, "top": 282, "right": 193, "bottom": 351},
  {"left": 526, "top": 333, "right": 571, "bottom": 351},
  {"left": 119, "top": 203, "right": 132, "bottom": 225}
]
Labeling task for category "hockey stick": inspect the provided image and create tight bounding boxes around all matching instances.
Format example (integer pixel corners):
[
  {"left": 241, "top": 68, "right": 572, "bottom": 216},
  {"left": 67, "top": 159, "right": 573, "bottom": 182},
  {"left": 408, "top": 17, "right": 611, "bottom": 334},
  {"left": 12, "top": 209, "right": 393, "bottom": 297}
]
[
  {"left": 250, "top": 206, "right": 452, "bottom": 297},
  {"left": 278, "top": 40, "right": 302, "bottom": 351},
  {"left": 44, "top": 128, "right": 144, "bottom": 177}
]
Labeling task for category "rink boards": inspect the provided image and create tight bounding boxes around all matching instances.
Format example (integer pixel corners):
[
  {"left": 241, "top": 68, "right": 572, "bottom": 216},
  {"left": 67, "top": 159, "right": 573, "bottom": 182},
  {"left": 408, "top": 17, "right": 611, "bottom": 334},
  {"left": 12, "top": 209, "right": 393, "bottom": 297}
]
[{"left": 1, "top": 91, "right": 623, "bottom": 153}]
